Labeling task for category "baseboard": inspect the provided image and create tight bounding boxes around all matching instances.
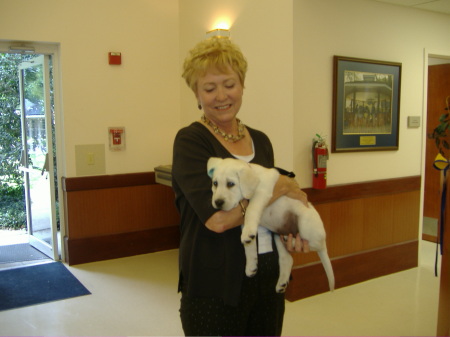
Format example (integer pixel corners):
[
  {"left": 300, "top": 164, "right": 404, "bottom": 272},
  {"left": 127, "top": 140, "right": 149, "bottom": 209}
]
[
  {"left": 285, "top": 240, "right": 418, "bottom": 301},
  {"left": 64, "top": 226, "right": 180, "bottom": 265},
  {"left": 422, "top": 233, "right": 438, "bottom": 243}
]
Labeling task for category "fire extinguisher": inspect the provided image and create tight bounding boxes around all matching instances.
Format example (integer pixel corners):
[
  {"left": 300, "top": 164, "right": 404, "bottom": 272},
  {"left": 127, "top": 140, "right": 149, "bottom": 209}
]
[{"left": 312, "top": 134, "right": 329, "bottom": 189}]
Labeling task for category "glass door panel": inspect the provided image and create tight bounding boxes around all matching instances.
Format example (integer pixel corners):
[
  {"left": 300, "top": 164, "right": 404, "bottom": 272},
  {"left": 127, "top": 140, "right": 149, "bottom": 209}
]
[{"left": 18, "top": 55, "right": 58, "bottom": 260}]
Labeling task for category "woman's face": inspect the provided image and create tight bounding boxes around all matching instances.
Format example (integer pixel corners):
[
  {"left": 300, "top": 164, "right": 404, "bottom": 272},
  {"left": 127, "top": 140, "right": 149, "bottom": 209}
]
[{"left": 196, "top": 66, "right": 244, "bottom": 126}]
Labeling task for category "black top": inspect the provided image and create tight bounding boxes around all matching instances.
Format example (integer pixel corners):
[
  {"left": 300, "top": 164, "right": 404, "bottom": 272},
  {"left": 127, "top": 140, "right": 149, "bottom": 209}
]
[{"left": 172, "top": 121, "right": 274, "bottom": 306}]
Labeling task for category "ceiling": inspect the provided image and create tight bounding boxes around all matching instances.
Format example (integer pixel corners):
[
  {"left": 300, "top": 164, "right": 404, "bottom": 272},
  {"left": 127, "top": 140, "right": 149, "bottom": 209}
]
[{"left": 374, "top": 0, "right": 450, "bottom": 15}]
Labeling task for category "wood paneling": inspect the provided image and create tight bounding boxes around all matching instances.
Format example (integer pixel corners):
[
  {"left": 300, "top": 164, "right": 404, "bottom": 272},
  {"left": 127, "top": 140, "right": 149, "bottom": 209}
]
[
  {"left": 62, "top": 172, "right": 180, "bottom": 265},
  {"left": 392, "top": 191, "right": 421, "bottom": 242},
  {"left": 363, "top": 195, "right": 394, "bottom": 250},
  {"left": 286, "top": 240, "right": 418, "bottom": 301},
  {"left": 304, "top": 175, "right": 421, "bottom": 204},
  {"left": 292, "top": 188, "right": 420, "bottom": 267},
  {"left": 288, "top": 176, "right": 421, "bottom": 300},
  {"left": 328, "top": 199, "right": 365, "bottom": 257},
  {"left": 63, "top": 171, "right": 155, "bottom": 191},
  {"left": 62, "top": 172, "right": 421, "bottom": 302},
  {"left": 66, "top": 184, "right": 179, "bottom": 238},
  {"left": 64, "top": 226, "right": 180, "bottom": 265}
]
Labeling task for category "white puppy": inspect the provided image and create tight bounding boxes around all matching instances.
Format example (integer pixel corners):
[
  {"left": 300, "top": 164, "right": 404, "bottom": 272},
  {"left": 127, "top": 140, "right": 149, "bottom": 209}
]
[{"left": 207, "top": 157, "right": 335, "bottom": 293}]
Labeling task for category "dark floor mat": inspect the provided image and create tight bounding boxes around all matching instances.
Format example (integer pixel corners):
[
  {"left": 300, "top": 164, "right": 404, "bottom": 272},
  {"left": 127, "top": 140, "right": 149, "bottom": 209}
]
[
  {"left": 0, "top": 243, "right": 49, "bottom": 264},
  {"left": 0, "top": 262, "right": 91, "bottom": 311}
]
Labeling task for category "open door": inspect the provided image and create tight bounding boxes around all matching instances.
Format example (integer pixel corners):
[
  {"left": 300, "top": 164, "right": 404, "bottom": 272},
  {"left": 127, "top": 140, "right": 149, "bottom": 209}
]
[{"left": 18, "top": 55, "right": 58, "bottom": 260}]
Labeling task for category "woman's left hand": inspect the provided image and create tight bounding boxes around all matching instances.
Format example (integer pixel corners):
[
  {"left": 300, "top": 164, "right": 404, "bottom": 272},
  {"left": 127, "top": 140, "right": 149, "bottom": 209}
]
[{"left": 282, "top": 233, "right": 310, "bottom": 253}]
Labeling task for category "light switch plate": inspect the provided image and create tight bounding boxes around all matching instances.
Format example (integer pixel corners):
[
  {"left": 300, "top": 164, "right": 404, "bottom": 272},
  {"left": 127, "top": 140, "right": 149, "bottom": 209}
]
[
  {"left": 75, "top": 144, "right": 106, "bottom": 176},
  {"left": 408, "top": 116, "right": 421, "bottom": 128}
]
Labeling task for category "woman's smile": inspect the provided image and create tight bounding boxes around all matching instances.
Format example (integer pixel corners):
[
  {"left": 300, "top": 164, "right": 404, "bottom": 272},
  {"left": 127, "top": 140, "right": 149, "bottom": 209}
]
[{"left": 196, "top": 66, "right": 244, "bottom": 128}]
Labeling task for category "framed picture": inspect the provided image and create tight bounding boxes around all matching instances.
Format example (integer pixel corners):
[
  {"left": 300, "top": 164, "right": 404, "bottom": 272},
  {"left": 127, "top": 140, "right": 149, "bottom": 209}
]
[{"left": 332, "top": 56, "right": 402, "bottom": 152}]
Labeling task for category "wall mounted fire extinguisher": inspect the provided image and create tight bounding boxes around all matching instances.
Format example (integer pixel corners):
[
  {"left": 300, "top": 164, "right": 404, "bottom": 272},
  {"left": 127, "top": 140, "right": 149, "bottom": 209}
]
[{"left": 312, "top": 134, "right": 329, "bottom": 189}]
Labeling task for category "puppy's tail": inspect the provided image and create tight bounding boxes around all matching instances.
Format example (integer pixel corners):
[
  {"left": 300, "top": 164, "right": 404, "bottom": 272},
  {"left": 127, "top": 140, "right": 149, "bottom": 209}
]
[{"left": 318, "top": 248, "right": 335, "bottom": 292}]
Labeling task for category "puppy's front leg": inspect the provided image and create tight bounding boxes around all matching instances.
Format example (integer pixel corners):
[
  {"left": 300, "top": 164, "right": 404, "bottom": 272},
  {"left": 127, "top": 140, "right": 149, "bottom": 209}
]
[
  {"left": 243, "top": 239, "right": 258, "bottom": 277},
  {"left": 241, "top": 198, "right": 268, "bottom": 244},
  {"left": 240, "top": 167, "right": 279, "bottom": 245},
  {"left": 274, "top": 235, "right": 293, "bottom": 293}
]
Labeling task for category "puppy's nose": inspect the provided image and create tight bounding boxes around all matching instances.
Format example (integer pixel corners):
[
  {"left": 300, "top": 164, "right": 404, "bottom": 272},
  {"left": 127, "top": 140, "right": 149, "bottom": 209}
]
[{"left": 214, "top": 199, "right": 224, "bottom": 209}]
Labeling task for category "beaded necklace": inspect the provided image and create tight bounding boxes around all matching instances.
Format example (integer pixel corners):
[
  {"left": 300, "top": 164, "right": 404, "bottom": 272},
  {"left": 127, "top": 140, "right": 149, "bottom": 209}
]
[{"left": 201, "top": 114, "right": 245, "bottom": 143}]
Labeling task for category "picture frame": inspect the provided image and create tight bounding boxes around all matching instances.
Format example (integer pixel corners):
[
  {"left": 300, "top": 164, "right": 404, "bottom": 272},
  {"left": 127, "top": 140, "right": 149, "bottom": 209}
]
[{"left": 332, "top": 56, "right": 402, "bottom": 153}]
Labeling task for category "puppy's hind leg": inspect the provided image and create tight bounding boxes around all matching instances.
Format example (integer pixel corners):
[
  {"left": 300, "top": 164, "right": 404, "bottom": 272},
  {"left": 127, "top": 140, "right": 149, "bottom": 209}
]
[
  {"left": 244, "top": 239, "right": 258, "bottom": 277},
  {"left": 273, "top": 235, "right": 293, "bottom": 293}
]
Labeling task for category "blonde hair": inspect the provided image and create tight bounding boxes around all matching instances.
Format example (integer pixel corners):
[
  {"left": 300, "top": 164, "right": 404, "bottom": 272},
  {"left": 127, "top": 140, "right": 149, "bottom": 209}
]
[{"left": 182, "top": 37, "right": 248, "bottom": 93}]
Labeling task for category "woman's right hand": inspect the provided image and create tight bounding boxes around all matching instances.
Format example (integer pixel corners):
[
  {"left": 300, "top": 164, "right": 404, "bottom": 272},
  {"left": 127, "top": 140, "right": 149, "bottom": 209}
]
[
  {"left": 272, "top": 175, "right": 309, "bottom": 207},
  {"left": 282, "top": 233, "right": 310, "bottom": 253}
]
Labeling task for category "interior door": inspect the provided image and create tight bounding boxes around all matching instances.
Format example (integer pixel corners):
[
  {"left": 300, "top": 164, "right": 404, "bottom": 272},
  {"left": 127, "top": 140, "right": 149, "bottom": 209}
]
[
  {"left": 424, "top": 64, "right": 450, "bottom": 221},
  {"left": 18, "top": 55, "right": 58, "bottom": 260}
]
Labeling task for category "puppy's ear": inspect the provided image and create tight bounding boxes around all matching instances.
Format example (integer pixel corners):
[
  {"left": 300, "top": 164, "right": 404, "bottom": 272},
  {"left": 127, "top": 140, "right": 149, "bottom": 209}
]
[
  {"left": 207, "top": 157, "right": 222, "bottom": 178},
  {"left": 238, "top": 164, "right": 259, "bottom": 199}
]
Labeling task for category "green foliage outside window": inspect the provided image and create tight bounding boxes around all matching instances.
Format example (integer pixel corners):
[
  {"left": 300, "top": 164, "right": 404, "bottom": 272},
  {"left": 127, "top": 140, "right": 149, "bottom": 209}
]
[{"left": 0, "top": 53, "right": 34, "bottom": 230}]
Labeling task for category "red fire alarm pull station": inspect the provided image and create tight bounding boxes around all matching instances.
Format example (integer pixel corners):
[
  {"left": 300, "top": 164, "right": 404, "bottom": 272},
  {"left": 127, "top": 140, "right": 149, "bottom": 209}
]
[
  {"left": 108, "top": 52, "right": 121, "bottom": 65},
  {"left": 108, "top": 127, "right": 125, "bottom": 151}
]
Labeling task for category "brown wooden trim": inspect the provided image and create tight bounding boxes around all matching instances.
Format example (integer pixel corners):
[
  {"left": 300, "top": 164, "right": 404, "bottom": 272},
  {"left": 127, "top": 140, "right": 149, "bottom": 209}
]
[
  {"left": 422, "top": 233, "right": 438, "bottom": 243},
  {"left": 64, "top": 226, "right": 180, "bottom": 265},
  {"left": 285, "top": 240, "right": 418, "bottom": 301},
  {"left": 63, "top": 173, "right": 420, "bottom": 198},
  {"left": 62, "top": 172, "right": 156, "bottom": 192},
  {"left": 304, "top": 175, "right": 421, "bottom": 204}
]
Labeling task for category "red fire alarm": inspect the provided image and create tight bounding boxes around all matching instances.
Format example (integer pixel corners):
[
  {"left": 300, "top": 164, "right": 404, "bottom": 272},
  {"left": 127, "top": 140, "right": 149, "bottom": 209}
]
[{"left": 108, "top": 52, "right": 121, "bottom": 65}]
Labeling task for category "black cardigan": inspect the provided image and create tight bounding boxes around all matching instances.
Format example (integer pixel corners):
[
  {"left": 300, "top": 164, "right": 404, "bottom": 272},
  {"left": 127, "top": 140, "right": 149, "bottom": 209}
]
[{"left": 172, "top": 121, "right": 275, "bottom": 306}]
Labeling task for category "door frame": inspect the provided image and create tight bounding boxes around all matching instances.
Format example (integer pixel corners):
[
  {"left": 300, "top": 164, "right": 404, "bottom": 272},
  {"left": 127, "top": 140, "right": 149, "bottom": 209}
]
[
  {"left": 421, "top": 48, "right": 450, "bottom": 335},
  {"left": 0, "top": 41, "right": 66, "bottom": 261},
  {"left": 420, "top": 48, "right": 450, "bottom": 239}
]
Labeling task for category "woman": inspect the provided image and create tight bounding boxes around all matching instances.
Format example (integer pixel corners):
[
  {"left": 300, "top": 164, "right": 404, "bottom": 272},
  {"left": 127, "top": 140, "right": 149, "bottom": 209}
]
[{"left": 172, "top": 36, "right": 308, "bottom": 336}]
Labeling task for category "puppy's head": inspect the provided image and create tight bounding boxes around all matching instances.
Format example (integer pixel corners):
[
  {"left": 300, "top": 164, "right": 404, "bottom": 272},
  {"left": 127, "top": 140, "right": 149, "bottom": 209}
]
[{"left": 207, "top": 157, "right": 259, "bottom": 211}]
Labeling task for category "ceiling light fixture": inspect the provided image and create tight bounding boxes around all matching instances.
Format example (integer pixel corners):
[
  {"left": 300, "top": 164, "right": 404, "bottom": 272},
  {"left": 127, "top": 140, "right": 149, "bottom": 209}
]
[{"left": 206, "top": 28, "right": 230, "bottom": 39}]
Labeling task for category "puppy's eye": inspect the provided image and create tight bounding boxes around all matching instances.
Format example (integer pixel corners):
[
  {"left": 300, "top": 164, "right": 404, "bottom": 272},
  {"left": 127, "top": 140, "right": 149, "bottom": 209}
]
[
  {"left": 227, "top": 182, "right": 235, "bottom": 188},
  {"left": 213, "top": 181, "right": 218, "bottom": 187}
]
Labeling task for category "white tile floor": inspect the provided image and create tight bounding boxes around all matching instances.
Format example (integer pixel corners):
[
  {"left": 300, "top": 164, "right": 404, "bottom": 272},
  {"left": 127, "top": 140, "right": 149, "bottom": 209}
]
[{"left": 0, "top": 240, "right": 441, "bottom": 336}]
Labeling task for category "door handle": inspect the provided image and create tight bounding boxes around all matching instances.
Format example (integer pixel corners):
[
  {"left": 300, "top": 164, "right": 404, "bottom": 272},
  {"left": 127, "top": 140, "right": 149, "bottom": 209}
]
[
  {"left": 19, "top": 149, "right": 26, "bottom": 167},
  {"left": 41, "top": 153, "right": 49, "bottom": 175}
]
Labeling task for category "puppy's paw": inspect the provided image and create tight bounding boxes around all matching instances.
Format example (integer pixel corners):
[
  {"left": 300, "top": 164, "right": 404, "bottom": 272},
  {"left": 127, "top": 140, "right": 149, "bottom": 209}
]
[
  {"left": 276, "top": 281, "right": 289, "bottom": 293},
  {"left": 242, "top": 236, "right": 256, "bottom": 245},
  {"left": 246, "top": 268, "right": 258, "bottom": 278},
  {"left": 241, "top": 228, "right": 257, "bottom": 245}
]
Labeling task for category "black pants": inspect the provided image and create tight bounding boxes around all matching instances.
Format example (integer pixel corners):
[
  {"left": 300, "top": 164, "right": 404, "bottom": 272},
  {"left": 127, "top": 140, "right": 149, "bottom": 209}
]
[{"left": 179, "top": 251, "right": 285, "bottom": 336}]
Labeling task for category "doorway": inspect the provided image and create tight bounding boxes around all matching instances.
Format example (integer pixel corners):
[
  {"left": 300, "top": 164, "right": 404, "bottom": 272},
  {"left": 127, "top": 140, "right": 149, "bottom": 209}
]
[
  {"left": 423, "top": 50, "right": 450, "bottom": 335},
  {"left": 423, "top": 55, "right": 450, "bottom": 243},
  {"left": 0, "top": 42, "right": 63, "bottom": 267}
]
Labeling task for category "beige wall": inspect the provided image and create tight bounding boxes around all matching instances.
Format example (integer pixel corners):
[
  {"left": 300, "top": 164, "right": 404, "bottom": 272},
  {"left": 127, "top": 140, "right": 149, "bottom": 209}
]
[
  {"left": 1, "top": 0, "right": 450, "bottom": 186},
  {"left": 179, "top": 0, "right": 295, "bottom": 169},
  {"left": 293, "top": 0, "right": 450, "bottom": 187},
  {"left": 0, "top": 0, "right": 180, "bottom": 177}
]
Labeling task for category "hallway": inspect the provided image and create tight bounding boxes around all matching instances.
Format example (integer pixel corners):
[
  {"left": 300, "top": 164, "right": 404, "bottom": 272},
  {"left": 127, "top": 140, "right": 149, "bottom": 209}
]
[{"left": 0, "top": 240, "right": 440, "bottom": 336}]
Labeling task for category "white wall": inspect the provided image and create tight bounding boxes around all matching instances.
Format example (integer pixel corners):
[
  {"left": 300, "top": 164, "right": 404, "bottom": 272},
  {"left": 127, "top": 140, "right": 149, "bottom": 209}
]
[
  {"left": 0, "top": 0, "right": 180, "bottom": 177},
  {"left": 293, "top": 0, "right": 450, "bottom": 187},
  {"left": 1, "top": 0, "right": 449, "bottom": 185},
  {"left": 179, "top": 0, "right": 295, "bottom": 169}
]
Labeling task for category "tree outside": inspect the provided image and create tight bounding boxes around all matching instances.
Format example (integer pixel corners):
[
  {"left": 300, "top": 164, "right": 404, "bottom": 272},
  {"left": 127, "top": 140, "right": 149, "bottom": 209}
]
[{"left": 0, "top": 53, "right": 35, "bottom": 230}]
